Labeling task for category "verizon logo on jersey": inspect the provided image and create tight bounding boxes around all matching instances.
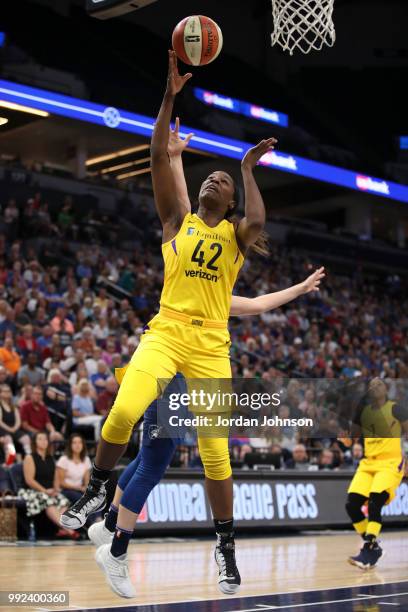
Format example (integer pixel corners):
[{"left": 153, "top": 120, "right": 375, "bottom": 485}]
[{"left": 185, "top": 269, "right": 218, "bottom": 282}]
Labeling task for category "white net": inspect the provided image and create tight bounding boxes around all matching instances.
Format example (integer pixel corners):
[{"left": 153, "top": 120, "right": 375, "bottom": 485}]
[{"left": 271, "top": 0, "right": 336, "bottom": 55}]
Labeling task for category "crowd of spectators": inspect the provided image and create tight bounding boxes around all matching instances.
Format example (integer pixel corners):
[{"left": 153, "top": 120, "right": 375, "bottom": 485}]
[{"left": 1, "top": 188, "right": 408, "bottom": 485}]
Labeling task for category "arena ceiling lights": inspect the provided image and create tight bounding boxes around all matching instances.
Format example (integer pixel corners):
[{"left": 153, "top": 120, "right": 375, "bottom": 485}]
[
  {"left": 0, "top": 100, "right": 49, "bottom": 117},
  {"left": 1, "top": 78, "right": 408, "bottom": 203},
  {"left": 86, "top": 0, "right": 158, "bottom": 20},
  {"left": 86, "top": 145, "right": 150, "bottom": 166}
]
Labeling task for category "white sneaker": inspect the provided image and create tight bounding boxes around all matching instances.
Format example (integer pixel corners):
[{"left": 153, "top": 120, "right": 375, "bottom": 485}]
[
  {"left": 95, "top": 543, "right": 136, "bottom": 599},
  {"left": 60, "top": 483, "right": 107, "bottom": 529},
  {"left": 88, "top": 521, "right": 114, "bottom": 548}
]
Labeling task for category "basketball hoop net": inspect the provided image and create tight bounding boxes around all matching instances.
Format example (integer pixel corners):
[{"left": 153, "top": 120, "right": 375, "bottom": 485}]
[{"left": 271, "top": 0, "right": 336, "bottom": 55}]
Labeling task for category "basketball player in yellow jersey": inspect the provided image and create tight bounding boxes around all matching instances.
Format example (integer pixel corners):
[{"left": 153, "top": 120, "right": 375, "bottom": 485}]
[
  {"left": 346, "top": 378, "right": 408, "bottom": 569},
  {"left": 61, "top": 50, "right": 276, "bottom": 595}
]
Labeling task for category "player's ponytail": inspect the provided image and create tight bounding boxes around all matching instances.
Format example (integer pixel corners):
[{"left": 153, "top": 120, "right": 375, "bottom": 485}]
[{"left": 225, "top": 183, "right": 270, "bottom": 257}]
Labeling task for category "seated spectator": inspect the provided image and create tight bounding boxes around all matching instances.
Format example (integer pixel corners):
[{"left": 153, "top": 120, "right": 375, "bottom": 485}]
[
  {"left": 72, "top": 379, "right": 103, "bottom": 440},
  {"left": 0, "top": 335, "right": 21, "bottom": 376},
  {"left": 76, "top": 257, "right": 93, "bottom": 280},
  {"left": 318, "top": 448, "right": 335, "bottom": 470},
  {"left": 20, "top": 386, "right": 64, "bottom": 442},
  {"left": 13, "top": 300, "right": 31, "bottom": 331},
  {"left": 0, "top": 365, "right": 12, "bottom": 387},
  {"left": 344, "top": 442, "right": 364, "bottom": 469},
  {"left": 93, "top": 317, "right": 110, "bottom": 341},
  {"left": 85, "top": 346, "right": 102, "bottom": 375},
  {"left": 285, "top": 443, "right": 311, "bottom": 470},
  {"left": 17, "top": 352, "right": 45, "bottom": 386},
  {"left": 277, "top": 404, "right": 297, "bottom": 450},
  {"left": 77, "top": 326, "right": 96, "bottom": 356},
  {"left": 56, "top": 434, "right": 91, "bottom": 505},
  {"left": 3, "top": 199, "right": 19, "bottom": 240},
  {"left": 17, "top": 324, "right": 38, "bottom": 357},
  {"left": 270, "top": 443, "right": 284, "bottom": 469},
  {"left": 101, "top": 338, "right": 117, "bottom": 367},
  {"left": 80, "top": 296, "right": 94, "bottom": 321},
  {"left": 44, "top": 369, "right": 72, "bottom": 435},
  {"left": 95, "top": 376, "right": 118, "bottom": 417},
  {"left": 0, "top": 306, "right": 16, "bottom": 337},
  {"left": 110, "top": 353, "right": 122, "bottom": 372},
  {"left": 299, "top": 388, "right": 316, "bottom": 414},
  {"left": 17, "top": 383, "right": 33, "bottom": 409},
  {"left": 0, "top": 266, "right": 8, "bottom": 288},
  {"left": 36, "top": 325, "right": 53, "bottom": 357},
  {"left": 94, "top": 287, "right": 109, "bottom": 315},
  {"left": 90, "top": 360, "right": 110, "bottom": 394},
  {"left": 69, "top": 362, "right": 90, "bottom": 390},
  {"left": 0, "top": 384, "right": 31, "bottom": 459},
  {"left": 18, "top": 432, "right": 78, "bottom": 539},
  {"left": 50, "top": 307, "right": 74, "bottom": 335},
  {"left": 42, "top": 345, "right": 64, "bottom": 371},
  {"left": 57, "top": 199, "right": 74, "bottom": 236}
]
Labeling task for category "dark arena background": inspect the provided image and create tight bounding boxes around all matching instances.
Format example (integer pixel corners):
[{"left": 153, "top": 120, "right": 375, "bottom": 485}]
[{"left": 1, "top": 1, "right": 408, "bottom": 611}]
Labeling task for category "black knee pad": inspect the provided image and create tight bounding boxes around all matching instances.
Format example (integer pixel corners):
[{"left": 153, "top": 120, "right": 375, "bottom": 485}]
[
  {"left": 367, "top": 491, "right": 389, "bottom": 523},
  {"left": 345, "top": 492, "right": 367, "bottom": 523}
]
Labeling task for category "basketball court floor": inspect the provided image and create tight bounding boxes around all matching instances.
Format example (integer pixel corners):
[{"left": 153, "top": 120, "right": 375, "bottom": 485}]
[{"left": 2, "top": 530, "right": 408, "bottom": 611}]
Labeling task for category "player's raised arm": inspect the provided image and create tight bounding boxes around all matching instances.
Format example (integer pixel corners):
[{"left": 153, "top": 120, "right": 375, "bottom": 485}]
[
  {"left": 236, "top": 138, "right": 277, "bottom": 253},
  {"left": 151, "top": 51, "right": 192, "bottom": 235},
  {"left": 168, "top": 117, "right": 194, "bottom": 212},
  {"left": 230, "top": 267, "right": 325, "bottom": 316}
]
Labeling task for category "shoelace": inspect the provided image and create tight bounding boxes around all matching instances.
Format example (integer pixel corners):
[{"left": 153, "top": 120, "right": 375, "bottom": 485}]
[
  {"left": 70, "top": 484, "right": 103, "bottom": 513},
  {"left": 217, "top": 538, "right": 237, "bottom": 578}
]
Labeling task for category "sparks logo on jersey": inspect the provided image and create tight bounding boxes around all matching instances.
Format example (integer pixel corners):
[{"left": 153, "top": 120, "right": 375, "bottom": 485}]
[{"left": 187, "top": 227, "right": 195, "bottom": 236}]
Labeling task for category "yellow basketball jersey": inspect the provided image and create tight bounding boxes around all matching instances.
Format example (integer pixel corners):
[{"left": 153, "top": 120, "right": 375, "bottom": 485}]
[
  {"left": 160, "top": 213, "right": 244, "bottom": 321},
  {"left": 360, "top": 400, "right": 402, "bottom": 459}
]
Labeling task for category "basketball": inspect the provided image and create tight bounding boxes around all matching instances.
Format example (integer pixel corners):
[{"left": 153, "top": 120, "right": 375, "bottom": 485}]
[{"left": 172, "top": 15, "right": 223, "bottom": 66}]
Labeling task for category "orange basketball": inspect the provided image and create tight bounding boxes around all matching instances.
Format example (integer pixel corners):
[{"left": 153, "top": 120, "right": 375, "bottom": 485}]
[{"left": 172, "top": 15, "right": 223, "bottom": 66}]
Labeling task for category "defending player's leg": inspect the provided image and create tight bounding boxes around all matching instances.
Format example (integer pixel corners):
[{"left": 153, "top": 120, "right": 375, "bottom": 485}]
[
  {"left": 93, "top": 414, "right": 178, "bottom": 596},
  {"left": 61, "top": 351, "right": 176, "bottom": 529},
  {"left": 89, "top": 380, "right": 181, "bottom": 551}
]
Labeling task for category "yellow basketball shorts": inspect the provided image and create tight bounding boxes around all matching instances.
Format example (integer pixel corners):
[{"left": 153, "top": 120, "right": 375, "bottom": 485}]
[
  {"left": 348, "top": 456, "right": 404, "bottom": 503},
  {"left": 102, "top": 310, "right": 233, "bottom": 480}
]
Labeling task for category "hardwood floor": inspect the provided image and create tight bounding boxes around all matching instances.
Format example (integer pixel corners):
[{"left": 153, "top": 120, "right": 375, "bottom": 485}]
[{"left": 1, "top": 531, "right": 407, "bottom": 611}]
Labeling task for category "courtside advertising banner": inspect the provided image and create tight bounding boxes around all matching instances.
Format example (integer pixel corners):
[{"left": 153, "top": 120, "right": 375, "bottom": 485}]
[{"left": 135, "top": 472, "right": 408, "bottom": 531}]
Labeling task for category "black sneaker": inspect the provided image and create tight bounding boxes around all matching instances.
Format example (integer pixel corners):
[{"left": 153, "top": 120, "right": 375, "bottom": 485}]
[
  {"left": 348, "top": 540, "right": 383, "bottom": 570},
  {"left": 214, "top": 533, "right": 241, "bottom": 594},
  {"left": 60, "top": 482, "right": 107, "bottom": 530}
]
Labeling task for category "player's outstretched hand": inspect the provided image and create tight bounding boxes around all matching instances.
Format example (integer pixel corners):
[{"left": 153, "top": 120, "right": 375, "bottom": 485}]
[
  {"left": 241, "top": 138, "right": 278, "bottom": 169},
  {"left": 166, "top": 50, "right": 192, "bottom": 96},
  {"left": 168, "top": 117, "right": 194, "bottom": 158},
  {"left": 301, "top": 267, "right": 325, "bottom": 293}
]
